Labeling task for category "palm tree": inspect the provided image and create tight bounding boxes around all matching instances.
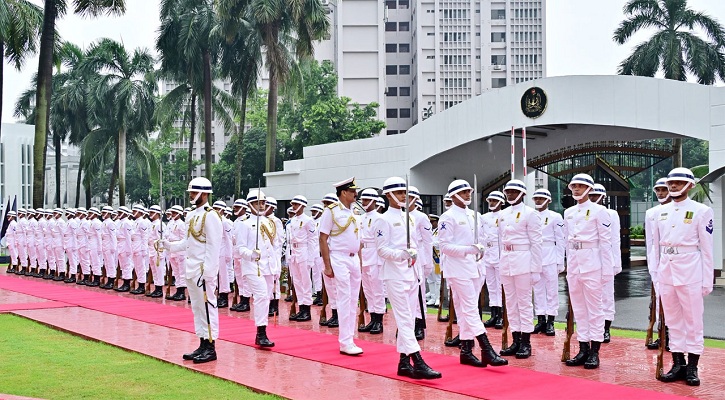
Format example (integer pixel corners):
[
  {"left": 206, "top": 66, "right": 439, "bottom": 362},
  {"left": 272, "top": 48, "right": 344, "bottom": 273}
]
[
  {"left": 614, "top": 0, "right": 725, "bottom": 167},
  {"left": 81, "top": 38, "right": 156, "bottom": 206},
  {"left": 244, "top": 0, "right": 330, "bottom": 173},
  {"left": 31, "top": 0, "right": 126, "bottom": 208},
  {"left": 0, "top": 0, "right": 43, "bottom": 143}
]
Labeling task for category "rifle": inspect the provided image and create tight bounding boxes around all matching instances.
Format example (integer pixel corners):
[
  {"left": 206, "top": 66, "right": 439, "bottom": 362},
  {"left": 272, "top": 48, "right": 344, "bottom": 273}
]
[
  {"left": 232, "top": 278, "right": 239, "bottom": 307},
  {"left": 501, "top": 285, "right": 509, "bottom": 348},
  {"left": 656, "top": 296, "right": 666, "bottom": 380},
  {"left": 357, "top": 282, "right": 367, "bottom": 329},
  {"left": 319, "top": 279, "right": 329, "bottom": 324},
  {"left": 444, "top": 288, "right": 456, "bottom": 342},
  {"left": 437, "top": 277, "right": 448, "bottom": 322},
  {"left": 645, "top": 283, "right": 656, "bottom": 347},
  {"left": 561, "top": 291, "right": 574, "bottom": 362},
  {"left": 405, "top": 175, "right": 426, "bottom": 328},
  {"left": 288, "top": 272, "right": 298, "bottom": 318}
]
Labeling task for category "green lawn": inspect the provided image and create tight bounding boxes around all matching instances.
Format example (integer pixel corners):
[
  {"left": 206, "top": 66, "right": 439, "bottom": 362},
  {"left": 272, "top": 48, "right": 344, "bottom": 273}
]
[{"left": 0, "top": 314, "right": 278, "bottom": 400}]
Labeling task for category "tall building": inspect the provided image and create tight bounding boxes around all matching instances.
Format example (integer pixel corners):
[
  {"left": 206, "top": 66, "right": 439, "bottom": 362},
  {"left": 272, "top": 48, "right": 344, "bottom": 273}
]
[{"left": 0, "top": 123, "right": 34, "bottom": 209}]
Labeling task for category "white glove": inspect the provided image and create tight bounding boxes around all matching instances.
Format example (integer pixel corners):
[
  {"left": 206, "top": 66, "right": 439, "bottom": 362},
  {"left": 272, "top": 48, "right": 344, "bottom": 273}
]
[
  {"left": 557, "top": 264, "right": 565, "bottom": 274},
  {"left": 531, "top": 273, "right": 541, "bottom": 283},
  {"left": 614, "top": 265, "right": 623, "bottom": 275},
  {"left": 702, "top": 286, "right": 713, "bottom": 297},
  {"left": 405, "top": 249, "right": 417, "bottom": 263},
  {"left": 472, "top": 244, "right": 485, "bottom": 261},
  {"left": 251, "top": 249, "right": 261, "bottom": 262},
  {"left": 158, "top": 239, "right": 170, "bottom": 251}
]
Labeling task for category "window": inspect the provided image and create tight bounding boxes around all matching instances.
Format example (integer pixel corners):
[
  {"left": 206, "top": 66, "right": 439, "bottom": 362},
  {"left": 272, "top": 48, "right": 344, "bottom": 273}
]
[
  {"left": 398, "top": 0, "right": 409, "bottom": 9},
  {"left": 386, "top": 65, "right": 397, "bottom": 75},
  {"left": 399, "top": 22, "right": 409, "bottom": 31},
  {"left": 400, "top": 108, "right": 411, "bottom": 118},
  {"left": 386, "top": 108, "right": 398, "bottom": 118},
  {"left": 388, "top": 130, "right": 399, "bottom": 135},
  {"left": 444, "top": 32, "right": 467, "bottom": 42},
  {"left": 426, "top": 55, "right": 434, "bottom": 59},
  {"left": 385, "top": 0, "right": 396, "bottom": 9},
  {"left": 492, "top": 78, "right": 507, "bottom": 88},
  {"left": 491, "top": 55, "right": 506, "bottom": 65},
  {"left": 385, "top": 22, "right": 397, "bottom": 32},
  {"left": 386, "top": 44, "right": 397, "bottom": 53},
  {"left": 399, "top": 65, "right": 410, "bottom": 74},
  {"left": 399, "top": 43, "right": 410, "bottom": 53},
  {"left": 400, "top": 87, "right": 411, "bottom": 96},
  {"left": 427, "top": 32, "right": 435, "bottom": 36},
  {"left": 491, "top": 9, "right": 505, "bottom": 19},
  {"left": 491, "top": 32, "right": 506, "bottom": 42},
  {"left": 387, "top": 87, "right": 398, "bottom": 96}
]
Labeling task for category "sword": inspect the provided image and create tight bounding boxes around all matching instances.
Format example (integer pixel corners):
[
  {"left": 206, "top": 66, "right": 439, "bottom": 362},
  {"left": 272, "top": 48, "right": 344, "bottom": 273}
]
[
  {"left": 255, "top": 180, "right": 261, "bottom": 277},
  {"left": 405, "top": 174, "right": 426, "bottom": 329},
  {"left": 473, "top": 174, "right": 482, "bottom": 261}
]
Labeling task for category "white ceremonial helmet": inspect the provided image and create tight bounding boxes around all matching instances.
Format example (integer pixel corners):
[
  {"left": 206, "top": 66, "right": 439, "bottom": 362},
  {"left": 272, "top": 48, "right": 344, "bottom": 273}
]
[{"left": 568, "top": 173, "right": 594, "bottom": 201}]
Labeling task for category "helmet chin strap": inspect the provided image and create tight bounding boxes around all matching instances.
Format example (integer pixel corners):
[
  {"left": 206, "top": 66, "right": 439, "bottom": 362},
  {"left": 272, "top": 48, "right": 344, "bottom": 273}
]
[
  {"left": 292, "top": 204, "right": 303, "bottom": 214},
  {"left": 191, "top": 191, "right": 202, "bottom": 204},
  {"left": 669, "top": 182, "right": 692, "bottom": 198},
  {"left": 534, "top": 200, "right": 549, "bottom": 210},
  {"left": 657, "top": 195, "right": 670, "bottom": 204},
  {"left": 363, "top": 200, "right": 375, "bottom": 212},
  {"left": 453, "top": 193, "right": 471, "bottom": 206},
  {"left": 572, "top": 187, "right": 591, "bottom": 201},
  {"left": 506, "top": 191, "right": 524, "bottom": 205}
]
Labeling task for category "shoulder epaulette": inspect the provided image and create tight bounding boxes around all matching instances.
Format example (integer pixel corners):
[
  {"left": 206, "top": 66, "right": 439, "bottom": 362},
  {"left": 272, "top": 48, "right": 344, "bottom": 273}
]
[
  {"left": 204, "top": 205, "right": 212, "bottom": 211},
  {"left": 327, "top": 203, "right": 336, "bottom": 209}
]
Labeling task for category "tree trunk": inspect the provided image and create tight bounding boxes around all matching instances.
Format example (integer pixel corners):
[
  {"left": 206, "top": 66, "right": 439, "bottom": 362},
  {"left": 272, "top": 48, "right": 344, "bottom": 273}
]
[
  {"left": 234, "top": 88, "right": 248, "bottom": 198},
  {"left": 673, "top": 138, "right": 682, "bottom": 168},
  {"left": 266, "top": 72, "right": 278, "bottom": 173},
  {"left": 74, "top": 163, "right": 82, "bottom": 208},
  {"left": 186, "top": 93, "right": 196, "bottom": 208},
  {"left": 54, "top": 132, "right": 61, "bottom": 207},
  {"left": 203, "top": 49, "right": 213, "bottom": 180},
  {"left": 33, "top": 0, "right": 57, "bottom": 208},
  {"left": 0, "top": 41, "right": 4, "bottom": 144},
  {"left": 118, "top": 128, "right": 127, "bottom": 206},
  {"left": 108, "top": 147, "right": 119, "bottom": 205}
]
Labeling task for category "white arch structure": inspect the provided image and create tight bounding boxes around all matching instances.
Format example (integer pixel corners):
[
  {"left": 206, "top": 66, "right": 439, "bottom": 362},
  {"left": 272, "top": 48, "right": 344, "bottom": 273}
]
[{"left": 264, "top": 75, "right": 725, "bottom": 270}]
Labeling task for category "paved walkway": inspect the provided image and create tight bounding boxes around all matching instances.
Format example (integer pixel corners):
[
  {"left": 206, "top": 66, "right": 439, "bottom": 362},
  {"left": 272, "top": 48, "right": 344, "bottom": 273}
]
[{"left": 1, "top": 270, "right": 723, "bottom": 399}]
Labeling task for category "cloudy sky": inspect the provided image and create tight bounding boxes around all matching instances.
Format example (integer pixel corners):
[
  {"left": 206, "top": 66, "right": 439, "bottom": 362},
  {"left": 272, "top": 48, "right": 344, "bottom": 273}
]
[{"left": 3, "top": 0, "right": 725, "bottom": 122}]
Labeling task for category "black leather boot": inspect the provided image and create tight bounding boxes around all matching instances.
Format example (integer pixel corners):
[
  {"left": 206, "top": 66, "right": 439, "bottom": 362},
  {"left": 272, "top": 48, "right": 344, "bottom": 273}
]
[
  {"left": 313, "top": 291, "right": 323, "bottom": 306},
  {"left": 410, "top": 352, "right": 442, "bottom": 379},
  {"left": 476, "top": 333, "right": 508, "bottom": 367},
  {"left": 483, "top": 307, "right": 497, "bottom": 327},
  {"left": 271, "top": 299, "right": 279, "bottom": 315},
  {"left": 255, "top": 325, "right": 275, "bottom": 348},
  {"left": 183, "top": 338, "right": 206, "bottom": 360},
  {"left": 500, "top": 332, "right": 521, "bottom": 356},
  {"left": 397, "top": 353, "right": 414, "bottom": 377},
  {"left": 168, "top": 287, "right": 186, "bottom": 301},
  {"left": 87, "top": 275, "right": 101, "bottom": 287},
  {"left": 414, "top": 318, "right": 425, "bottom": 341},
  {"left": 658, "top": 352, "right": 687, "bottom": 382},
  {"left": 295, "top": 305, "right": 311, "bottom": 321},
  {"left": 545, "top": 315, "right": 556, "bottom": 336},
  {"left": 370, "top": 313, "right": 384, "bottom": 335},
  {"left": 269, "top": 299, "right": 278, "bottom": 317},
  {"left": 100, "top": 277, "right": 115, "bottom": 290},
  {"left": 584, "top": 341, "right": 601, "bottom": 369},
  {"left": 284, "top": 293, "right": 293, "bottom": 302},
  {"left": 516, "top": 332, "right": 532, "bottom": 359},
  {"left": 603, "top": 320, "right": 612, "bottom": 343},
  {"left": 6, "top": 265, "right": 15, "bottom": 273},
  {"left": 64, "top": 271, "right": 76, "bottom": 283},
  {"left": 565, "top": 341, "right": 590, "bottom": 366},
  {"left": 77, "top": 274, "right": 89, "bottom": 285},
  {"left": 647, "top": 338, "right": 661, "bottom": 350},
  {"left": 149, "top": 285, "right": 164, "bottom": 298},
  {"left": 533, "top": 315, "right": 546, "bottom": 334},
  {"left": 54, "top": 271, "right": 65, "bottom": 281},
  {"left": 460, "top": 340, "right": 484, "bottom": 367},
  {"left": 444, "top": 334, "right": 461, "bottom": 347},
  {"left": 494, "top": 307, "right": 504, "bottom": 329},
  {"left": 217, "top": 292, "right": 229, "bottom": 308},
  {"left": 359, "top": 314, "right": 375, "bottom": 332},
  {"left": 130, "top": 283, "right": 145, "bottom": 295},
  {"left": 42, "top": 270, "right": 53, "bottom": 280},
  {"left": 115, "top": 279, "right": 131, "bottom": 292},
  {"left": 238, "top": 296, "right": 251, "bottom": 312},
  {"left": 686, "top": 354, "right": 700, "bottom": 386},
  {"left": 326, "top": 309, "right": 339, "bottom": 327},
  {"left": 193, "top": 339, "right": 217, "bottom": 363}
]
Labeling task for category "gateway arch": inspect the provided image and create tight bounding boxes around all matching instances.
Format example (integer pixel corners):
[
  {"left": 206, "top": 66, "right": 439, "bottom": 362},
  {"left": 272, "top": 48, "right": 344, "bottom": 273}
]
[{"left": 263, "top": 75, "right": 725, "bottom": 271}]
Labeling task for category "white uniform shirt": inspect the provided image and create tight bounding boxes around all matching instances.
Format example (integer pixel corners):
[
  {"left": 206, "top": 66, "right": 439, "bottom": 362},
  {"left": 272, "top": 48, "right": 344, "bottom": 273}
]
[
  {"left": 28, "top": 218, "right": 38, "bottom": 246},
  {"left": 650, "top": 198, "right": 714, "bottom": 290},
  {"left": 166, "top": 218, "right": 186, "bottom": 257},
  {"left": 480, "top": 210, "right": 501, "bottom": 264},
  {"left": 374, "top": 207, "right": 416, "bottom": 282},
  {"left": 538, "top": 209, "right": 566, "bottom": 266},
  {"left": 438, "top": 205, "right": 482, "bottom": 279},
  {"left": 319, "top": 203, "right": 361, "bottom": 255},
  {"left": 497, "top": 202, "right": 543, "bottom": 276},
  {"left": 411, "top": 209, "right": 433, "bottom": 269},
  {"left": 287, "top": 213, "right": 317, "bottom": 264},
  {"left": 87, "top": 218, "right": 103, "bottom": 250},
  {"left": 563, "top": 200, "right": 614, "bottom": 276},
  {"left": 644, "top": 204, "right": 665, "bottom": 281},
  {"left": 117, "top": 217, "right": 134, "bottom": 254},
  {"left": 101, "top": 218, "right": 117, "bottom": 252},
  {"left": 269, "top": 215, "right": 284, "bottom": 275},
  {"left": 6, "top": 220, "right": 18, "bottom": 249},
  {"left": 360, "top": 210, "right": 381, "bottom": 266},
  {"left": 167, "top": 204, "right": 223, "bottom": 280},
  {"left": 60, "top": 218, "right": 73, "bottom": 251},
  {"left": 234, "top": 213, "right": 275, "bottom": 276},
  {"left": 49, "top": 218, "right": 63, "bottom": 249},
  {"left": 607, "top": 209, "right": 622, "bottom": 274},
  {"left": 70, "top": 218, "right": 84, "bottom": 250}
]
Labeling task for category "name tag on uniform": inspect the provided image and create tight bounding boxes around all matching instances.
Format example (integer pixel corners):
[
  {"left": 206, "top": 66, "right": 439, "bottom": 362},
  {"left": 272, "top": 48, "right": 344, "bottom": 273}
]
[
  {"left": 459, "top": 221, "right": 466, "bottom": 225},
  {"left": 659, "top": 213, "right": 668, "bottom": 221},
  {"left": 393, "top": 222, "right": 402, "bottom": 227}
]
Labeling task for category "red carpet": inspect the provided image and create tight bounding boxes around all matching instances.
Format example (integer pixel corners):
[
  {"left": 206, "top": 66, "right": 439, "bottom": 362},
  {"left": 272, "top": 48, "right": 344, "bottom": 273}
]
[
  {"left": 0, "top": 301, "right": 71, "bottom": 313},
  {"left": 0, "top": 275, "right": 689, "bottom": 400}
]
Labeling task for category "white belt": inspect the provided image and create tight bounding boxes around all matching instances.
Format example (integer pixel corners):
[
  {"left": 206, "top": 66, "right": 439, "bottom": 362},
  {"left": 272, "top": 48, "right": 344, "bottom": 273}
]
[
  {"left": 361, "top": 243, "right": 375, "bottom": 248},
  {"left": 503, "top": 244, "right": 530, "bottom": 252},
  {"left": 569, "top": 241, "right": 599, "bottom": 250},
  {"left": 486, "top": 241, "right": 498, "bottom": 248},
  {"left": 543, "top": 241, "right": 556, "bottom": 247},
  {"left": 331, "top": 250, "right": 356, "bottom": 257},
  {"left": 661, "top": 246, "right": 699, "bottom": 255},
  {"left": 291, "top": 243, "right": 307, "bottom": 248}
]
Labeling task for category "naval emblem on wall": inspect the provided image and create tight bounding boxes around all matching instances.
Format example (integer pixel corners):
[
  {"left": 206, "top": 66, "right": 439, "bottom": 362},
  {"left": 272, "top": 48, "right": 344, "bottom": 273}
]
[{"left": 521, "top": 87, "right": 547, "bottom": 119}]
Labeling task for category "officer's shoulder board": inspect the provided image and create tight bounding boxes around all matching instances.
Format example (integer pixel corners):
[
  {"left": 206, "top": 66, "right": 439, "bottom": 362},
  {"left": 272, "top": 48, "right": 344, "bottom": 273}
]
[{"left": 204, "top": 205, "right": 212, "bottom": 212}]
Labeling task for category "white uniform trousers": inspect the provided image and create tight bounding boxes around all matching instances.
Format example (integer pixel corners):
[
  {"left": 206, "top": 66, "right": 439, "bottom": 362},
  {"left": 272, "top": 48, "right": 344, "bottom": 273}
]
[
  {"left": 169, "top": 256, "right": 186, "bottom": 288},
  {"left": 659, "top": 283, "right": 705, "bottom": 355},
  {"left": 18, "top": 242, "right": 28, "bottom": 268},
  {"left": 330, "top": 252, "right": 361, "bottom": 348},
  {"left": 567, "top": 271, "right": 605, "bottom": 342},
  {"left": 485, "top": 262, "right": 502, "bottom": 307},
  {"left": 27, "top": 242, "right": 37, "bottom": 268},
  {"left": 242, "top": 273, "right": 269, "bottom": 326},
  {"left": 312, "top": 256, "right": 323, "bottom": 293},
  {"left": 149, "top": 253, "right": 166, "bottom": 286},
  {"left": 426, "top": 270, "right": 441, "bottom": 302},
  {"left": 533, "top": 263, "right": 560, "bottom": 316},
  {"left": 217, "top": 257, "right": 232, "bottom": 293},
  {"left": 132, "top": 252, "right": 148, "bottom": 283},
  {"left": 66, "top": 248, "right": 78, "bottom": 273},
  {"left": 290, "top": 258, "right": 313, "bottom": 306},
  {"left": 186, "top": 272, "right": 219, "bottom": 340},
  {"left": 118, "top": 252, "right": 134, "bottom": 280},
  {"left": 103, "top": 250, "right": 117, "bottom": 279},
  {"left": 233, "top": 260, "right": 249, "bottom": 296},
  {"left": 449, "top": 276, "right": 486, "bottom": 340},
  {"left": 385, "top": 278, "right": 421, "bottom": 355},
  {"left": 46, "top": 249, "right": 57, "bottom": 272},
  {"left": 89, "top": 249, "right": 102, "bottom": 275},
  {"left": 8, "top": 243, "right": 19, "bottom": 265},
  {"left": 53, "top": 246, "right": 65, "bottom": 272},
  {"left": 323, "top": 273, "right": 337, "bottom": 309},
  {"left": 361, "top": 263, "right": 386, "bottom": 314},
  {"left": 79, "top": 246, "right": 92, "bottom": 274},
  {"left": 37, "top": 243, "right": 47, "bottom": 270},
  {"left": 265, "top": 274, "right": 279, "bottom": 301},
  {"left": 501, "top": 273, "right": 534, "bottom": 333},
  {"left": 602, "top": 277, "right": 615, "bottom": 321}
]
